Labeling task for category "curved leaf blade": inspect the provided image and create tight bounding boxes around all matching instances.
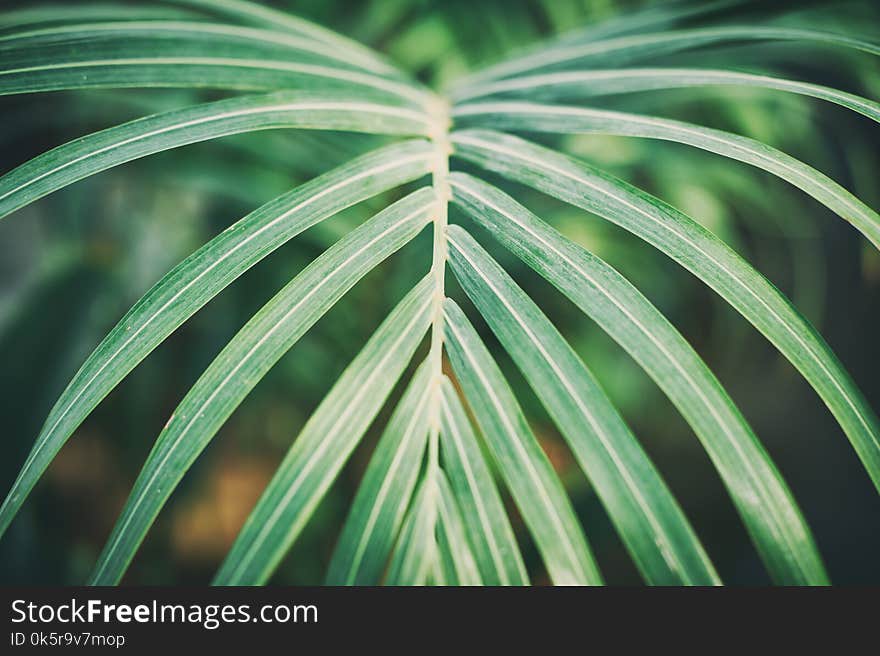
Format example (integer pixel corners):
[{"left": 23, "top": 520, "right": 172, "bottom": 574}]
[
  {"left": 457, "top": 26, "right": 880, "bottom": 88},
  {"left": 85, "top": 188, "right": 434, "bottom": 585},
  {"left": 0, "top": 56, "right": 431, "bottom": 107},
  {"left": 167, "top": 0, "right": 401, "bottom": 75},
  {"left": 0, "top": 21, "right": 407, "bottom": 79},
  {"left": 385, "top": 477, "right": 435, "bottom": 586},
  {"left": 324, "top": 362, "right": 432, "bottom": 586},
  {"left": 438, "top": 377, "right": 529, "bottom": 586},
  {"left": 459, "top": 0, "right": 737, "bottom": 89},
  {"left": 447, "top": 171, "right": 829, "bottom": 585},
  {"left": 0, "top": 5, "right": 198, "bottom": 31},
  {"left": 443, "top": 298, "right": 601, "bottom": 585},
  {"left": 216, "top": 278, "right": 434, "bottom": 585},
  {"left": 446, "top": 224, "right": 719, "bottom": 585},
  {"left": 451, "top": 68, "right": 880, "bottom": 123},
  {"left": 453, "top": 130, "right": 880, "bottom": 504},
  {"left": 0, "top": 140, "right": 434, "bottom": 542},
  {"left": 453, "top": 102, "right": 880, "bottom": 249},
  {"left": 0, "top": 92, "right": 430, "bottom": 221},
  {"left": 435, "top": 470, "right": 482, "bottom": 586}
]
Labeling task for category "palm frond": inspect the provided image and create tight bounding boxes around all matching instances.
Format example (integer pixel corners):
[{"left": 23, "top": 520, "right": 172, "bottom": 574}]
[
  {"left": 0, "top": 141, "right": 434, "bottom": 540},
  {"left": 447, "top": 173, "right": 828, "bottom": 584},
  {"left": 451, "top": 132, "right": 880, "bottom": 500},
  {"left": 451, "top": 69, "right": 880, "bottom": 123},
  {"left": 447, "top": 224, "right": 718, "bottom": 585},
  {"left": 457, "top": 26, "right": 880, "bottom": 87},
  {"left": 0, "top": 93, "right": 430, "bottom": 219},
  {"left": 90, "top": 189, "right": 434, "bottom": 584},
  {"left": 217, "top": 281, "right": 433, "bottom": 585},
  {"left": 1, "top": 0, "right": 877, "bottom": 587},
  {"left": 452, "top": 102, "right": 880, "bottom": 248},
  {"left": 324, "top": 361, "right": 433, "bottom": 586},
  {"left": 444, "top": 298, "right": 602, "bottom": 585},
  {"left": 438, "top": 377, "right": 529, "bottom": 586}
]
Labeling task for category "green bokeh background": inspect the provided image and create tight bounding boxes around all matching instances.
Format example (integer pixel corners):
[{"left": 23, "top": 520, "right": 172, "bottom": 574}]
[{"left": 1, "top": 0, "right": 878, "bottom": 585}]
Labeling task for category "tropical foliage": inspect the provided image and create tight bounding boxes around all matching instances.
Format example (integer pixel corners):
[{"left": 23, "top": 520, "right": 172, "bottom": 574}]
[{"left": 0, "top": 0, "right": 878, "bottom": 585}]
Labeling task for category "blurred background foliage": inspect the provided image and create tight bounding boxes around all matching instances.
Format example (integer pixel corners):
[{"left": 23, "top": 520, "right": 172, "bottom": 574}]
[{"left": 0, "top": 0, "right": 878, "bottom": 585}]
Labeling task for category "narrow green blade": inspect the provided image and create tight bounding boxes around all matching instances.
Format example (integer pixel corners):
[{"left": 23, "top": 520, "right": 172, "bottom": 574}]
[
  {"left": 550, "top": 1, "right": 739, "bottom": 46},
  {"left": 451, "top": 68, "right": 880, "bottom": 123},
  {"left": 438, "top": 377, "right": 529, "bottom": 585},
  {"left": 456, "top": 26, "right": 880, "bottom": 88},
  {"left": 453, "top": 102, "right": 880, "bottom": 249},
  {"left": 88, "top": 188, "right": 434, "bottom": 585},
  {"left": 456, "top": 0, "right": 738, "bottom": 91},
  {"left": 435, "top": 470, "right": 483, "bottom": 586},
  {"left": 0, "top": 5, "right": 198, "bottom": 31},
  {"left": 325, "top": 362, "right": 432, "bottom": 586},
  {"left": 447, "top": 171, "right": 829, "bottom": 585},
  {"left": 167, "top": 0, "right": 401, "bottom": 76},
  {"left": 0, "top": 141, "right": 433, "bottom": 542},
  {"left": 216, "top": 278, "right": 433, "bottom": 585},
  {"left": 385, "top": 478, "right": 435, "bottom": 586},
  {"left": 447, "top": 224, "right": 719, "bottom": 585},
  {"left": 0, "top": 22, "right": 406, "bottom": 78},
  {"left": 443, "top": 298, "right": 602, "bottom": 585},
  {"left": 453, "top": 130, "right": 880, "bottom": 503},
  {"left": 434, "top": 519, "right": 457, "bottom": 585},
  {"left": 0, "top": 93, "right": 429, "bottom": 221},
  {"left": 0, "top": 55, "right": 430, "bottom": 107}
]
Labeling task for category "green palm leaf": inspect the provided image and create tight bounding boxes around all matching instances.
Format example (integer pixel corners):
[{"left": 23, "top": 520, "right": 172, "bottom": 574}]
[
  {"left": 447, "top": 172, "right": 828, "bottom": 584},
  {"left": 447, "top": 224, "right": 719, "bottom": 585},
  {"left": 434, "top": 470, "right": 482, "bottom": 586},
  {"left": 444, "top": 298, "right": 602, "bottom": 585},
  {"left": 0, "top": 22, "right": 407, "bottom": 79},
  {"left": 385, "top": 476, "right": 436, "bottom": 585},
  {"left": 457, "top": 26, "right": 880, "bottom": 87},
  {"left": 438, "top": 377, "right": 529, "bottom": 585},
  {"left": 492, "top": 1, "right": 739, "bottom": 52},
  {"left": 451, "top": 68, "right": 880, "bottom": 123},
  {"left": 452, "top": 102, "right": 880, "bottom": 249},
  {"left": 0, "top": 45, "right": 430, "bottom": 105},
  {"left": 0, "top": 93, "right": 430, "bottom": 220},
  {"left": 324, "top": 361, "right": 432, "bottom": 586},
  {"left": 4, "top": 0, "right": 400, "bottom": 78},
  {"left": 216, "top": 279, "right": 433, "bottom": 585},
  {"left": 452, "top": 131, "right": 880, "bottom": 498},
  {"left": 89, "top": 188, "right": 434, "bottom": 584},
  {"left": 168, "top": 0, "right": 398, "bottom": 72},
  {"left": 0, "top": 5, "right": 197, "bottom": 31},
  {"left": 1, "top": 0, "right": 877, "bottom": 588},
  {"left": 0, "top": 141, "right": 433, "bottom": 541}
]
